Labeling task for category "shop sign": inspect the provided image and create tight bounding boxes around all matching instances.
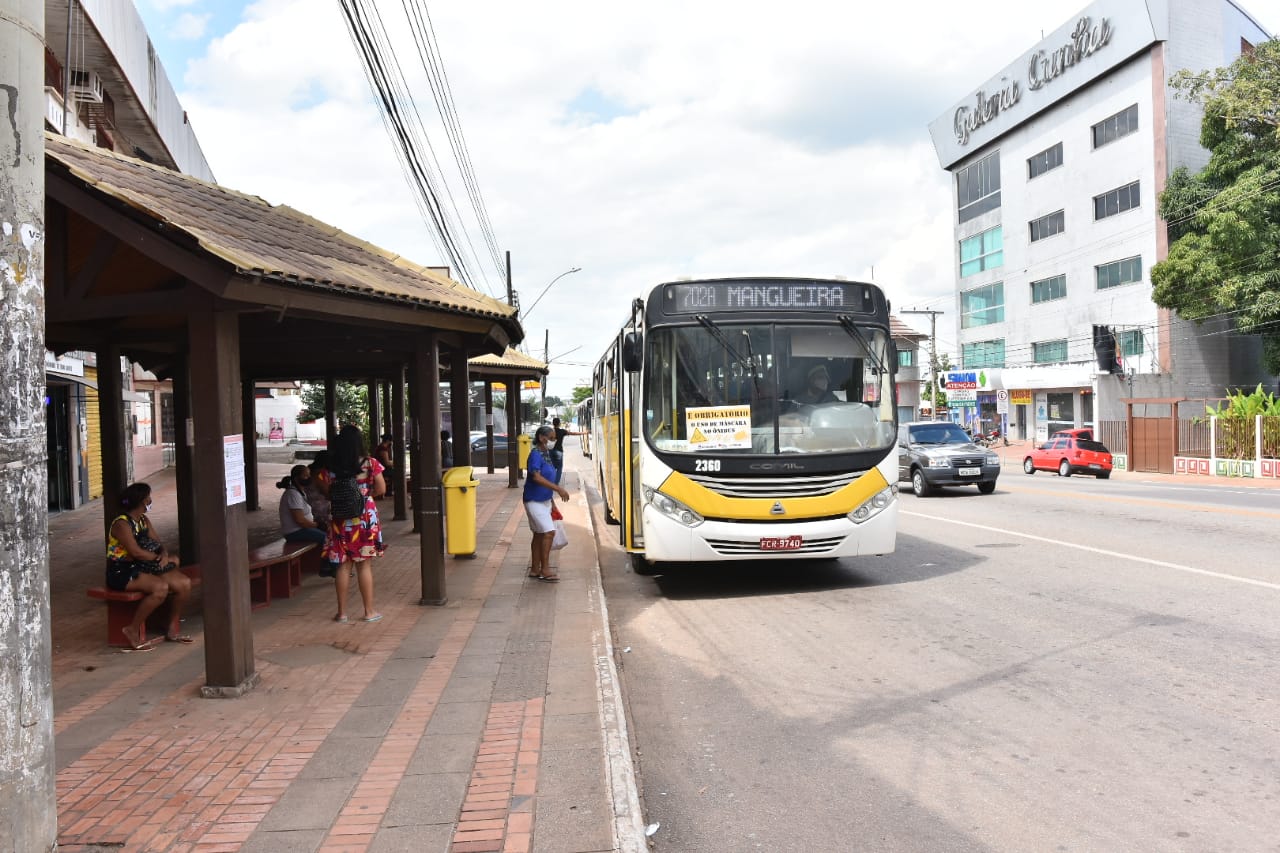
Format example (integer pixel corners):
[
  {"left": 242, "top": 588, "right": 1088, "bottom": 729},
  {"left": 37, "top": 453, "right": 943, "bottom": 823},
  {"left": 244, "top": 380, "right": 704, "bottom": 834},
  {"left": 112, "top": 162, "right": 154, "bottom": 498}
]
[
  {"left": 45, "top": 351, "right": 84, "bottom": 377},
  {"left": 948, "top": 388, "right": 977, "bottom": 402},
  {"left": 1009, "top": 389, "right": 1032, "bottom": 405}
]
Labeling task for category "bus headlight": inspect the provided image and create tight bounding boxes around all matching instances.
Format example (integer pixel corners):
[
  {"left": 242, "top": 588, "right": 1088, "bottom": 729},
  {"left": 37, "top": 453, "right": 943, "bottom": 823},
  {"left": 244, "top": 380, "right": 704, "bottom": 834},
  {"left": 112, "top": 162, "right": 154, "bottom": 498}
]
[
  {"left": 643, "top": 486, "right": 704, "bottom": 527},
  {"left": 847, "top": 486, "right": 895, "bottom": 525}
]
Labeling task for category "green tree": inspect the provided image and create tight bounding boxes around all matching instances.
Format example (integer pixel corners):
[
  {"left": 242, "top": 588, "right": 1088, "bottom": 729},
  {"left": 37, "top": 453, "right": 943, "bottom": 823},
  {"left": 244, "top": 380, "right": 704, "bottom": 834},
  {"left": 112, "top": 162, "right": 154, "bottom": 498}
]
[
  {"left": 569, "top": 384, "right": 592, "bottom": 405},
  {"left": 1152, "top": 41, "right": 1280, "bottom": 372},
  {"left": 299, "top": 382, "right": 369, "bottom": 436}
]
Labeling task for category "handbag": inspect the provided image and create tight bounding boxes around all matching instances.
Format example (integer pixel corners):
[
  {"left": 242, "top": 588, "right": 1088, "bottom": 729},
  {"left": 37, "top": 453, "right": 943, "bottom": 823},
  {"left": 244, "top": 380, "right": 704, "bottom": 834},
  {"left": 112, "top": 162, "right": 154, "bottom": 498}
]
[{"left": 551, "top": 519, "right": 569, "bottom": 550}]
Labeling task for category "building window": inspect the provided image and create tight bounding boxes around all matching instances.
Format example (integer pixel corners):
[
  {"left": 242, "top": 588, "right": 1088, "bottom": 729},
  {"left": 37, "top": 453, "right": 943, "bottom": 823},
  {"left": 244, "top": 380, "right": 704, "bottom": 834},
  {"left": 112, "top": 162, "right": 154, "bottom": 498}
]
[
  {"left": 959, "top": 226, "right": 1003, "bottom": 277},
  {"left": 1118, "top": 329, "right": 1144, "bottom": 360},
  {"left": 897, "top": 348, "right": 915, "bottom": 368},
  {"left": 1094, "top": 181, "right": 1141, "bottom": 220},
  {"left": 1033, "top": 339, "right": 1068, "bottom": 364},
  {"left": 1096, "top": 256, "right": 1143, "bottom": 290},
  {"left": 1030, "top": 274, "right": 1066, "bottom": 303},
  {"left": 1027, "top": 142, "right": 1063, "bottom": 179},
  {"left": 956, "top": 151, "right": 1001, "bottom": 224},
  {"left": 1029, "top": 210, "right": 1065, "bottom": 242},
  {"left": 1092, "top": 104, "right": 1139, "bottom": 148},
  {"left": 961, "top": 282, "right": 1005, "bottom": 329},
  {"left": 962, "top": 339, "right": 1005, "bottom": 368}
]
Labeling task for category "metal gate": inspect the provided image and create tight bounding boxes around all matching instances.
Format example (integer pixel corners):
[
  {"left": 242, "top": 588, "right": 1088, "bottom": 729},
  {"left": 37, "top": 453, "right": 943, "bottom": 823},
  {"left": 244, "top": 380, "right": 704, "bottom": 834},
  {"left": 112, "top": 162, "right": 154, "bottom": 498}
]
[{"left": 1127, "top": 401, "right": 1175, "bottom": 474}]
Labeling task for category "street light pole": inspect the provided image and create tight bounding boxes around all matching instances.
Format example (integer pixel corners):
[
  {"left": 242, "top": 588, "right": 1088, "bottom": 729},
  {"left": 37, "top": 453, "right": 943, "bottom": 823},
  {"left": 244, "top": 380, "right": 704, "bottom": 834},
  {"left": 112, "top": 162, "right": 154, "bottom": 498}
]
[{"left": 522, "top": 266, "right": 581, "bottom": 322}]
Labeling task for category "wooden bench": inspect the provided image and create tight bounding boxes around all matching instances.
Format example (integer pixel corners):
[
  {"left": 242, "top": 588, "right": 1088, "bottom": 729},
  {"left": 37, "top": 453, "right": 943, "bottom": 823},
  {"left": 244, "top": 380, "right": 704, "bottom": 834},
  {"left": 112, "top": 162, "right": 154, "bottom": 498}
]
[
  {"left": 247, "top": 540, "right": 319, "bottom": 606},
  {"left": 87, "top": 565, "right": 202, "bottom": 648}
]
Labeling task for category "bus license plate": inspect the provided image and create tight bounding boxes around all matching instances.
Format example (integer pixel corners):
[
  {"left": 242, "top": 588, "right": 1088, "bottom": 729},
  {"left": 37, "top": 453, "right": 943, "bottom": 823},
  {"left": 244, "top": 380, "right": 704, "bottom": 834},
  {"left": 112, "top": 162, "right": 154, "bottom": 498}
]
[
  {"left": 760, "top": 535, "right": 802, "bottom": 551},
  {"left": 958, "top": 467, "right": 980, "bottom": 476}
]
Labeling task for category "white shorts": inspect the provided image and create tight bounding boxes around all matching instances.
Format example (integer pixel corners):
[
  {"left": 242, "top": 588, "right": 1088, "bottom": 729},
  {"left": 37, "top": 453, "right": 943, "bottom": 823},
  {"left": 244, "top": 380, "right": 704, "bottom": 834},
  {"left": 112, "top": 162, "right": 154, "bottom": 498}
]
[{"left": 524, "top": 499, "right": 555, "bottom": 534}]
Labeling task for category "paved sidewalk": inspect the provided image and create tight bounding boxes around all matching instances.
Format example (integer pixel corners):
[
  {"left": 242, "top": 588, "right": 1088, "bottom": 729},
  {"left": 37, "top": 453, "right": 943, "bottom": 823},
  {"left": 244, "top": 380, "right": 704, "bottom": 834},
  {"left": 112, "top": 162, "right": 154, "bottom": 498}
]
[{"left": 49, "top": 461, "right": 644, "bottom": 852}]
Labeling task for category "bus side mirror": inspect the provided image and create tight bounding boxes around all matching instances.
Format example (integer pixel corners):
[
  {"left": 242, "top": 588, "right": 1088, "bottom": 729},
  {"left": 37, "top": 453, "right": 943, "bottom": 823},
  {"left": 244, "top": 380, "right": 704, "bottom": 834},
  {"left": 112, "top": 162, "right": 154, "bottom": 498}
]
[
  {"left": 889, "top": 342, "right": 898, "bottom": 375},
  {"left": 622, "top": 332, "right": 642, "bottom": 372}
]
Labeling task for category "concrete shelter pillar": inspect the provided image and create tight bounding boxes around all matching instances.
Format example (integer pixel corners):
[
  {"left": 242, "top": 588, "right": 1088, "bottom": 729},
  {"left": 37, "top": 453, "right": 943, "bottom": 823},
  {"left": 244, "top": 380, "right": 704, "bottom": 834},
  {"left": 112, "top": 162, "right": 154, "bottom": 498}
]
[
  {"left": 391, "top": 366, "right": 407, "bottom": 521},
  {"left": 0, "top": 0, "right": 56, "bottom": 843},
  {"left": 96, "top": 344, "right": 128, "bottom": 531},
  {"left": 241, "top": 377, "right": 258, "bottom": 511},
  {"left": 483, "top": 380, "right": 495, "bottom": 473}
]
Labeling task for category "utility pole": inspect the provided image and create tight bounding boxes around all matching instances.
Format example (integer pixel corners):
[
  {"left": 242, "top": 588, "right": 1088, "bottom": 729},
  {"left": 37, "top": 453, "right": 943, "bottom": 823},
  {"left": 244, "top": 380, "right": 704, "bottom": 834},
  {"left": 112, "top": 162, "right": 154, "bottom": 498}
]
[
  {"left": 505, "top": 250, "right": 513, "bottom": 306},
  {"left": 2, "top": 0, "right": 57, "bottom": 848},
  {"left": 902, "top": 309, "right": 945, "bottom": 420},
  {"left": 541, "top": 330, "right": 549, "bottom": 422}
]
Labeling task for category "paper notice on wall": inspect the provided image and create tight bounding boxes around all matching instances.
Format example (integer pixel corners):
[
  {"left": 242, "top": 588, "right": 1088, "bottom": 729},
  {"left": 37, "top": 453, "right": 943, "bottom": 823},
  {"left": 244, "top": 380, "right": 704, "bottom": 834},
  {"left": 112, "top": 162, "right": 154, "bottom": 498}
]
[
  {"left": 684, "top": 405, "right": 752, "bottom": 450},
  {"left": 224, "top": 434, "right": 246, "bottom": 505}
]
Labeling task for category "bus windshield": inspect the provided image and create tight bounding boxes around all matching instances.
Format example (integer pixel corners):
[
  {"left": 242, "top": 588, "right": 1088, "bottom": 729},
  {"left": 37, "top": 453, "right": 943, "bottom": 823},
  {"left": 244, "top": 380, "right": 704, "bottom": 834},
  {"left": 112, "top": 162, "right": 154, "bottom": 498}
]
[{"left": 642, "top": 321, "right": 896, "bottom": 455}]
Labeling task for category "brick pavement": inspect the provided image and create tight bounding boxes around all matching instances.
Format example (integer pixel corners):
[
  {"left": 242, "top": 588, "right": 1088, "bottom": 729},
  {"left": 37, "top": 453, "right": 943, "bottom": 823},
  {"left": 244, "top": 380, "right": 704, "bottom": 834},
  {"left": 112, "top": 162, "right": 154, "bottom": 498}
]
[{"left": 48, "top": 457, "right": 645, "bottom": 853}]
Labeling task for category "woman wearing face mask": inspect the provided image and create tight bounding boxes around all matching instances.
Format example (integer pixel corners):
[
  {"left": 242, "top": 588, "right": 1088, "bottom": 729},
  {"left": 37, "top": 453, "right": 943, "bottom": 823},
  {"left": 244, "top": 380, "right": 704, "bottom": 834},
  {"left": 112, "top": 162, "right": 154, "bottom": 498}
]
[
  {"left": 105, "top": 481, "right": 194, "bottom": 649},
  {"left": 524, "top": 425, "right": 570, "bottom": 581},
  {"left": 277, "top": 464, "right": 326, "bottom": 546}
]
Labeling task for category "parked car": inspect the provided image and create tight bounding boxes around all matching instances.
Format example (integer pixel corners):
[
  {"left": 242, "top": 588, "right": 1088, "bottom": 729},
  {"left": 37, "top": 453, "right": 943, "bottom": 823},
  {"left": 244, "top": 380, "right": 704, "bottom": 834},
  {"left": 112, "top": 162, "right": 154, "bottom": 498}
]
[
  {"left": 898, "top": 421, "right": 1001, "bottom": 496},
  {"left": 1023, "top": 432, "right": 1113, "bottom": 478},
  {"left": 470, "top": 433, "right": 510, "bottom": 466}
]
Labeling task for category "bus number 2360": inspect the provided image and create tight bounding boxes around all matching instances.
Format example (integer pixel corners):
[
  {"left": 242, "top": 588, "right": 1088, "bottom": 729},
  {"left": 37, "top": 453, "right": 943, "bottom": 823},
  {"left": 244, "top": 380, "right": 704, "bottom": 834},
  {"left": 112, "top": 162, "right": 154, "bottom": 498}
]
[{"left": 695, "top": 459, "right": 721, "bottom": 472}]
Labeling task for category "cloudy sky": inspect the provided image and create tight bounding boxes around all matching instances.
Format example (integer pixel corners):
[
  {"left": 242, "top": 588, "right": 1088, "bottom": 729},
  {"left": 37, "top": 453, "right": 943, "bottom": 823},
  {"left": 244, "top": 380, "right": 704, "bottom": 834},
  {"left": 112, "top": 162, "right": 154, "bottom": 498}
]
[{"left": 134, "top": 0, "right": 1280, "bottom": 402}]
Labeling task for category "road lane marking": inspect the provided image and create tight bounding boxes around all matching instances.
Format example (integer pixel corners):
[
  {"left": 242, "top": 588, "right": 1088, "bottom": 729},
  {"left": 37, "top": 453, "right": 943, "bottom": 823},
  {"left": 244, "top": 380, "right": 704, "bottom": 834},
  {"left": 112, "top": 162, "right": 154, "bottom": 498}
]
[
  {"left": 997, "top": 482, "right": 1280, "bottom": 520},
  {"left": 901, "top": 510, "right": 1280, "bottom": 591}
]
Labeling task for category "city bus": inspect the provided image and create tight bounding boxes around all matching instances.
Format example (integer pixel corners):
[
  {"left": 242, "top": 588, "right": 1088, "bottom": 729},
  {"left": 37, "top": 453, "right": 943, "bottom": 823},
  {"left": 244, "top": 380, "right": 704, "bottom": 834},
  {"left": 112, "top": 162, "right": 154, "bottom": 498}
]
[
  {"left": 592, "top": 277, "right": 898, "bottom": 573},
  {"left": 575, "top": 398, "right": 593, "bottom": 458}
]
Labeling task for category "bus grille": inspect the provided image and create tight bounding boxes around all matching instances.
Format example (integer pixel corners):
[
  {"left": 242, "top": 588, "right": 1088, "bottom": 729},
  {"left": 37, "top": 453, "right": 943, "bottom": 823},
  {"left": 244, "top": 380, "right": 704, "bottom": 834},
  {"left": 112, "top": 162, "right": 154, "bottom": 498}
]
[
  {"left": 684, "top": 472, "right": 858, "bottom": 498},
  {"left": 704, "top": 535, "right": 845, "bottom": 556}
]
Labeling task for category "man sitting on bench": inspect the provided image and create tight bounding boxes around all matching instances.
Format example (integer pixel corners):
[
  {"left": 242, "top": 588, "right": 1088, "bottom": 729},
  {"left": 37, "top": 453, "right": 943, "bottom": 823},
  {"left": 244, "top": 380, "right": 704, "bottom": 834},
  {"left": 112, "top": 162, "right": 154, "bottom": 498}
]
[
  {"left": 278, "top": 465, "right": 326, "bottom": 546},
  {"left": 105, "top": 482, "right": 194, "bottom": 650}
]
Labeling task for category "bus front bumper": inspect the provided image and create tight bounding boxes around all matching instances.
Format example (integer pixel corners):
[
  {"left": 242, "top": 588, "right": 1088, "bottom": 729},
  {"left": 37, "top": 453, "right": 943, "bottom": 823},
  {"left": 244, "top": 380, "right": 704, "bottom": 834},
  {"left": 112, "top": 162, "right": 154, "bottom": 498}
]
[{"left": 639, "top": 502, "right": 897, "bottom": 562}]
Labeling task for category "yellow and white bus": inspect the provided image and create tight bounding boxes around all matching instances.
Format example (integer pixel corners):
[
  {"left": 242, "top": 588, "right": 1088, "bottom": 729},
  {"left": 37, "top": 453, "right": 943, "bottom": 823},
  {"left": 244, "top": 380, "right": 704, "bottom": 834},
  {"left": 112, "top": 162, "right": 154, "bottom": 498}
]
[
  {"left": 592, "top": 277, "right": 899, "bottom": 573},
  {"left": 575, "top": 398, "right": 593, "bottom": 458}
]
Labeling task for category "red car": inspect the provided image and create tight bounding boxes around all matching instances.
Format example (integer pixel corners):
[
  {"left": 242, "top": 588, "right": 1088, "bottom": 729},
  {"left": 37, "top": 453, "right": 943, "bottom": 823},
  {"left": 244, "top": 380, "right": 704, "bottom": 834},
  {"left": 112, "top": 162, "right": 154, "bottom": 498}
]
[{"left": 1023, "top": 430, "right": 1113, "bottom": 478}]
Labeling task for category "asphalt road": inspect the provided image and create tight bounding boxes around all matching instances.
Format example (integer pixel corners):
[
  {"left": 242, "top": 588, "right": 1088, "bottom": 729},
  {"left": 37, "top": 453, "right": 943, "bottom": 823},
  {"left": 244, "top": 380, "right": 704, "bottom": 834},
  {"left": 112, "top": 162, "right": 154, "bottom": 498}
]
[{"left": 583, "top": 453, "right": 1280, "bottom": 853}]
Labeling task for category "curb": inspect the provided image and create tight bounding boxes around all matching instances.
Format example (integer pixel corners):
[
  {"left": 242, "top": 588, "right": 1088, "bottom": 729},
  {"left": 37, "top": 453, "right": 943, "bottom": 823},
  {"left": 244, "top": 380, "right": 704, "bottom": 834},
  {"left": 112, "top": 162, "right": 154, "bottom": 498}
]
[{"left": 580, "top": 477, "right": 649, "bottom": 853}]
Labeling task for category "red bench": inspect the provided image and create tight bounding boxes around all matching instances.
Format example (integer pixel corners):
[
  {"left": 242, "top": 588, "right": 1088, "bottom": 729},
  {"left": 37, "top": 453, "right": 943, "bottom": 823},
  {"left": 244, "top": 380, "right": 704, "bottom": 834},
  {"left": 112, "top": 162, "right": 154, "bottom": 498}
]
[
  {"left": 87, "top": 565, "right": 202, "bottom": 648},
  {"left": 247, "top": 540, "right": 319, "bottom": 606}
]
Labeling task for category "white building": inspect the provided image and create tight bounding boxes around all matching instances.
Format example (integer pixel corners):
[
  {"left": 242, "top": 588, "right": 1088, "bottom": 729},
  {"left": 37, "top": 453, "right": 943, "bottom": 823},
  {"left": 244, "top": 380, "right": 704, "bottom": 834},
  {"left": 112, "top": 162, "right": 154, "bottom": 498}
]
[{"left": 929, "top": 0, "right": 1272, "bottom": 444}]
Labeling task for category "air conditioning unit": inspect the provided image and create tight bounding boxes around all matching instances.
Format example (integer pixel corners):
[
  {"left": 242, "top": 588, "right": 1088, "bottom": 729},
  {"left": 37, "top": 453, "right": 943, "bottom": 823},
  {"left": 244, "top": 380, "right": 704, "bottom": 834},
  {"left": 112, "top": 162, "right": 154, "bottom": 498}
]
[{"left": 68, "top": 69, "right": 104, "bottom": 104}]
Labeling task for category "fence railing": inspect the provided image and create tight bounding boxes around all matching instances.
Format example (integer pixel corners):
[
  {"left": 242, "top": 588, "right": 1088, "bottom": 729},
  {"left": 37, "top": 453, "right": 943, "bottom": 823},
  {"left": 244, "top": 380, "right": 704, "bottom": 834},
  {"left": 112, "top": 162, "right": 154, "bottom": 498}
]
[
  {"left": 1097, "top": 420, "right": 1127, "bottom": 455},
  {"left": 1180, "top": 415, "right": 1280, "bottom": 461}
]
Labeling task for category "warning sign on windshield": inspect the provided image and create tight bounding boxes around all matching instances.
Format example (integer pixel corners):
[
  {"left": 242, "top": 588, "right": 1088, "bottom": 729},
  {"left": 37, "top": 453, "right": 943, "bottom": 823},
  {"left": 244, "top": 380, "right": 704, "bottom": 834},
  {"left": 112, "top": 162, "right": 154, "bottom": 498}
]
[{"left": 685, "top": 405, "right": 752, "bottom": 450}]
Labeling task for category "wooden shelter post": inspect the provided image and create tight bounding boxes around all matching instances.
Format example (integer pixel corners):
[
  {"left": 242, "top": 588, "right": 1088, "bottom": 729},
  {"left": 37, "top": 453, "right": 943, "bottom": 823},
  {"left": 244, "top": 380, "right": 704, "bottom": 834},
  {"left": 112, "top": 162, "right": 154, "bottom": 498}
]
[
  {"left": 507, "top": 372, "right": 520, "bottom": 488},
  {"left": 172, "top": 356, "right": 197, "bottom": 564},
  {"left": 189, "top": 308, "right": 257, "bottom": 697},
  {"left": 324, "top": 376, "right": 337, "bottom": 445},
  {"left": 241, "top": 378, "right": 259, "bottom": 511},
  {"left": 96, "top": 344, "right": 128, "bottom": 532},
  {"left": 413, "top": 336, "right": 446, "bottom": 604},
  {"left": 367, "top": 379, "right": 380, "bottom": 444},
  {"left": 450, "top": 350, "right": 471, "bottom": 468},
  {"left": 391, "top": 366, "right": 407, "bottom": 521},
  {"left": 483, "top": 380, "right": 495, "bottom": 473}
]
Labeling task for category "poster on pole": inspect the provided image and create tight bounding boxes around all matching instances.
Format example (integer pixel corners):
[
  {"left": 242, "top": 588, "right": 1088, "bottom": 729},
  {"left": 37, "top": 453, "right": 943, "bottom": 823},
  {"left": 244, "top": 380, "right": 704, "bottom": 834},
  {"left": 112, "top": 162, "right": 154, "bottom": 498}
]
[{"left": 224, "top": 434, "right": 246, "bottom": 505}]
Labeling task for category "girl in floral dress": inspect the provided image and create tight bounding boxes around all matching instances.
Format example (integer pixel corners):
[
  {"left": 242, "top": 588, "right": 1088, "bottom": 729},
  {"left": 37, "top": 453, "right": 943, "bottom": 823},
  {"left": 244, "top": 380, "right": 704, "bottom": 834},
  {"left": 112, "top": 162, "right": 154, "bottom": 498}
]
[{"left": 319, "top": 425, "right": 386, "bottom": 622}]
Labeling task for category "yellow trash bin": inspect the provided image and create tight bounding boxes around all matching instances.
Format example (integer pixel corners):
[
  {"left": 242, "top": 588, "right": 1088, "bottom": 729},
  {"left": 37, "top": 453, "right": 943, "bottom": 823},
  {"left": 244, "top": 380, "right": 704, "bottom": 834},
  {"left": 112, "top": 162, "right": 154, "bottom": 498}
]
[
  {"left": 442, "top": 466, "right": 478, "bottom": 556},
  {"left": 517, "top": 433, "right": 532, "bottom": 471}
]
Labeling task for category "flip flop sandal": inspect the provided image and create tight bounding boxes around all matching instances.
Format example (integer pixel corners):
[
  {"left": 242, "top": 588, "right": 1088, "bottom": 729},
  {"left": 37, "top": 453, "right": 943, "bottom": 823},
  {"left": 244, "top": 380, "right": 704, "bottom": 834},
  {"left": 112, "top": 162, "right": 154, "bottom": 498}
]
[
  {"left": 121, "top": 627, "right": 155, "bottom": 651},
  {"left": 334, "top": 615, "right": 349, "bottom": 624},
  {"left": 360, "top": 614, "right": 383, "bottom": 623},
  {"left": 165, "top": 634, "right": 195, "bottom": 644},
  {"left": 538, "top": 574, "right": 561, "bottom": 582}
]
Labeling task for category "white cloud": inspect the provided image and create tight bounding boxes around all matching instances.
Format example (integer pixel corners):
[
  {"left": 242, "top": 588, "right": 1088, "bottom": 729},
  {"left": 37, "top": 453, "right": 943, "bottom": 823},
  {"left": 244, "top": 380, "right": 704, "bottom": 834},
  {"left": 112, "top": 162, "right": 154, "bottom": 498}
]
[
  {"left": 166, "top": 0, "right": 1280, "bottom": 399},
  {"left": 170, "top": 12, "right": 212, "bottom": 40}
]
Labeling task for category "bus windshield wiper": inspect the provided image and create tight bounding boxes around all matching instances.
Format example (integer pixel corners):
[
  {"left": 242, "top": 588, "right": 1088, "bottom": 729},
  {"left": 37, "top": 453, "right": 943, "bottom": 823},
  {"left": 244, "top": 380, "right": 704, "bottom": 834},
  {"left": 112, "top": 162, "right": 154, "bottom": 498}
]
[
  {"left": 838, "top": 315, "right": 888, "bottom": 377},
  {"left": 695, "top": 315, "right": 753, "bottom": 373}
]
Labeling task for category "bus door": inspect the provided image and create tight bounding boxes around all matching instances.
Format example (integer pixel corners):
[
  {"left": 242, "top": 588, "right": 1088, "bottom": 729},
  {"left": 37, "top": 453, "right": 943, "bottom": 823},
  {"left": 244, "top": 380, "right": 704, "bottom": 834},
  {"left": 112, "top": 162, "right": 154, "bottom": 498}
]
[{"left": 625, "top": 361, "right": 644, "bottom": 551}]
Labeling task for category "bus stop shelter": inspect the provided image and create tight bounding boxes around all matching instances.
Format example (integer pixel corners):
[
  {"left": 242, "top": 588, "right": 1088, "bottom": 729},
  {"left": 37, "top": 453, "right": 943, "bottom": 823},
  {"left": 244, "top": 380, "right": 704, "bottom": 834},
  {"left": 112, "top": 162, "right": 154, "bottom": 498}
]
[{"left": 42, "top": 133, "right": 523, "bottom": 695}]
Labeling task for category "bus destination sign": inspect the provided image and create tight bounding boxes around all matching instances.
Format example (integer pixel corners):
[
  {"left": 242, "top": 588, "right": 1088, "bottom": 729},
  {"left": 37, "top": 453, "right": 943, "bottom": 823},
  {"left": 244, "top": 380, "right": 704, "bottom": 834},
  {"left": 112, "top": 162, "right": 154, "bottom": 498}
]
[{"left": 663, "top": 281, "right": 871, "bottom": 314}]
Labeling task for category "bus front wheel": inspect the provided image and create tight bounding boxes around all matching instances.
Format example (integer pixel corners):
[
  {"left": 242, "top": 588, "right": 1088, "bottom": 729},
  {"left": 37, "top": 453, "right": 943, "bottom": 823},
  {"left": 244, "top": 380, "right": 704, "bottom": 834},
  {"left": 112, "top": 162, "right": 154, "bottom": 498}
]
[{"left": 631, "top": 553, "right": 659, "bottom": 575}]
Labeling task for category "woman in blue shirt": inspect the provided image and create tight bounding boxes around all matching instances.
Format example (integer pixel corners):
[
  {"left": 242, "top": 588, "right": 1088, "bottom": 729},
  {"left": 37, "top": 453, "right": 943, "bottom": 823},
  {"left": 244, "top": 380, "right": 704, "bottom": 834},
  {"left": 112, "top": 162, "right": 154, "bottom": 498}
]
[{"left": 524, "top": 425, "right": 570, "bottom": 581}]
